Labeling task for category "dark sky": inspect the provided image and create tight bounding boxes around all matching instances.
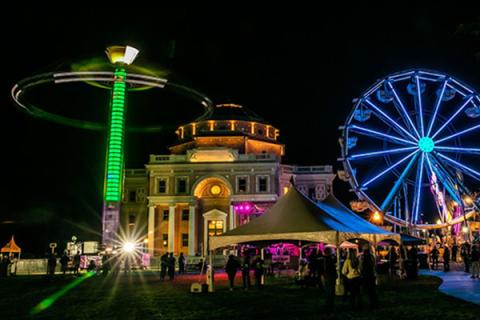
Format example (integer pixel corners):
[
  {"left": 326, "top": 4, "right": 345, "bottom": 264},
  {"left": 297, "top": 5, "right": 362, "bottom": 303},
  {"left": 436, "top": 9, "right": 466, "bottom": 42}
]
[{"left": 1, "top": 5, "right": 480, "bottom": 255}]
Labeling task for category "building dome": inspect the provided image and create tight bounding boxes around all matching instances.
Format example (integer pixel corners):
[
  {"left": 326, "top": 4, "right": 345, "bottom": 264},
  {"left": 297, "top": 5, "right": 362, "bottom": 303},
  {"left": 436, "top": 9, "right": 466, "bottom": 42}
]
[
  {"left": 171, "top": 103, "right": 284, "bottom": 156},
  {"left": 195, "top": 103, "right": 269, "bottom": 124},
  {"left": 174, "top": 103, "right": 280, "bottom": 142}
]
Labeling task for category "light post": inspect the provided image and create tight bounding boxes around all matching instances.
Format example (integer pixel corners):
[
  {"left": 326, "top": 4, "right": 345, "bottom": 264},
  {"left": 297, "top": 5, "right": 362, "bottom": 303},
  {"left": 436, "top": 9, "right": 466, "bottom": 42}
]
[{"left": 102, "top": 45, "right": 139, "bottom": 247}]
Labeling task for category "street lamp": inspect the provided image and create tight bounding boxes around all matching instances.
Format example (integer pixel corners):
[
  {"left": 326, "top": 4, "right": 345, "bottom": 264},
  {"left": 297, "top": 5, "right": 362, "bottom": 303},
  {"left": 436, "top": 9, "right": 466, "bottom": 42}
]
[{"left": 102, "top": 45, "right": 139, "bottom": 247}]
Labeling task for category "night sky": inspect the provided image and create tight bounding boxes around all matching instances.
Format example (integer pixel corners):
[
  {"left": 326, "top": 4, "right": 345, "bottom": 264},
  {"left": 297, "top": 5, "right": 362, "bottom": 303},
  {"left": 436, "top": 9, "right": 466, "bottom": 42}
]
[{"left": 1, "top": 5, "right": 480, "bottom": 255}]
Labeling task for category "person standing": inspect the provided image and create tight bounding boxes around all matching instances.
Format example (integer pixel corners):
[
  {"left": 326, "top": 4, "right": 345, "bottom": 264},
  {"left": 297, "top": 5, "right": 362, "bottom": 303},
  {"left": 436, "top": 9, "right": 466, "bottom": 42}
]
[
  {"left": 342, "top": 249, "right": 361, "bottom": 309},
  {"left": 253, "top": 256, "right": 265, "bottom": 288},
  {"left": 47, "top": 253, "right": 57, "bottom": 276},
  {"left": 178, "top": 252, "right": 186, "bottom": 274},
  {"left": 160, "top": 253, "right": 168, "bottom": 280},
  {"left": 73, "top": 251, "right": 81, "bottom": 275},
  {"left": 360, "top": 247, "right": 377, "bottom": 309},
  {"left": 323, "top": 247, "right": 337, "bottom": 309},
  {"left": 102, "top": 254, "right": 111, "bottom": 276},
  {"left": 242, "top": 254, "right": 251, "bottom": 290},
  {"left": 461, "top": 242, "right": 471, "bottom": 273},
  {"left": 225, "top": 255, "right": 240, "bottom": 291},
  {"left": 451, "top": 242, "right": 458, "bottom": 263},
  {"left": 167, "top": 253, "right": 176, "bottom": 280},
  {"left": 60, "top": 252, "right": 69, "bottom": 275},
  {"left": 470, "top": 245, "right": 480, "bottom": 279},
  {"left": 443, "top": 246, "right": 450, "bottom": 272},
  {"left": 431, "top": 246, "right": 439, "bottom": 270}
]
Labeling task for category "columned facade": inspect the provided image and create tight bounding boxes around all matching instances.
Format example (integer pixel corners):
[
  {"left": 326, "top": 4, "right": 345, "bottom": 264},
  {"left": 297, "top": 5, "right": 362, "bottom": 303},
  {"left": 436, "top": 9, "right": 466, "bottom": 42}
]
[{"left": 120, "top": 103, "right": 335, "bottom": 258}]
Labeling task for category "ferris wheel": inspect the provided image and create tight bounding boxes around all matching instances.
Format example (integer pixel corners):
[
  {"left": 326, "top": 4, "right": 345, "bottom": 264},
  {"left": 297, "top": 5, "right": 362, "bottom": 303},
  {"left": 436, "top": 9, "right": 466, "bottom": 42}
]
[{"left": 340, "top": 69, "right": 480, "bottom": 229}]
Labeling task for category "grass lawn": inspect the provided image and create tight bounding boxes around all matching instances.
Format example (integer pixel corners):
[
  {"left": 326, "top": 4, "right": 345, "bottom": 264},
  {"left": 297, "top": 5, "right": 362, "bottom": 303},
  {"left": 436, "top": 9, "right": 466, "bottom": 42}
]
[{"left": 0, "top": 271, "right": 478, "bottom": 320}]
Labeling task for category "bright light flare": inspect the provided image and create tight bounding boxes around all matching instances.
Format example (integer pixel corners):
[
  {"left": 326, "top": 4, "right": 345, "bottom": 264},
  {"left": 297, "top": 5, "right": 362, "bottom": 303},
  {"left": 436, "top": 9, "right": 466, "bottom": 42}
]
[{"left": 122, "top": 241, "right": 136, "bottom": 253}]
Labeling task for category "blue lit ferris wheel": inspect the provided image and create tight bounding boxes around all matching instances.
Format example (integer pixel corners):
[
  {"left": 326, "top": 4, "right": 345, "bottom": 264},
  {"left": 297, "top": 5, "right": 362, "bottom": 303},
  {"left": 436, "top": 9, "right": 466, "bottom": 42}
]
[{"left": 340, "top": 69, "right": 480, "bottom": 229}]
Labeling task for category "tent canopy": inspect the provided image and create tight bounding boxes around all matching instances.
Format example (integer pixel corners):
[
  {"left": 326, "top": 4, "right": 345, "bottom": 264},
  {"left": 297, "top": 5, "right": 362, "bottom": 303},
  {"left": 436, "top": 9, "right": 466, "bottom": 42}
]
[
  {"left": 210, "top": 188, "right": 399, "bottom": 250},
  {"left": 378, "top": 233, "right": 426, "bottom": 246},
  {"left": 1, "top": 236, "right": 21, "bottom": 253}
]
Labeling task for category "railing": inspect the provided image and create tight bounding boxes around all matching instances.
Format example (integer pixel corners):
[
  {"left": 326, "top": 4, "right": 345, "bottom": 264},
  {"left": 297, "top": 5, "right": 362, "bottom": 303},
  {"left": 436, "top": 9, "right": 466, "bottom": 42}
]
[
  {"left": 281, "top": 165, "right": 333, "bottom": 174},
  {"left": 125, "top": 169, "right": 147, "bottom": 176},
  {"left": 149, "top": 153, "right": 278, "bottom": 163}
]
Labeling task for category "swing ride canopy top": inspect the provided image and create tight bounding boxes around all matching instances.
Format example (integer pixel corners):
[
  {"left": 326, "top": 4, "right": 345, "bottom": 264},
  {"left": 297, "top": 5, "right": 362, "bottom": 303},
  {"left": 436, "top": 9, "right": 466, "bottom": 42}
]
[
  {"left": 340, "top": 69, "right": 480, "bottom": 229},
  {"left": 209, "top": 187, "right": 399, "bottom": 250}
]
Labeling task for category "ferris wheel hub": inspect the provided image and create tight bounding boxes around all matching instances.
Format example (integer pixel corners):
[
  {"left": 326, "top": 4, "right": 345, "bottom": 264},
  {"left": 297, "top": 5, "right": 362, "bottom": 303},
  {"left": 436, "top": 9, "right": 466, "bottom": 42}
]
[{"left": 418, "top": 137, "right": 435, "bottom": 153}]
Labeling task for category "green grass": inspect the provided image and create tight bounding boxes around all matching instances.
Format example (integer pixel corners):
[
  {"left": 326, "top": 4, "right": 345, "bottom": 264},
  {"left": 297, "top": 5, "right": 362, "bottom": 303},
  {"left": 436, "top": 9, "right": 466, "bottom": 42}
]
[{"left": 0, "top": 272, "right": 478, "bottom": 320}]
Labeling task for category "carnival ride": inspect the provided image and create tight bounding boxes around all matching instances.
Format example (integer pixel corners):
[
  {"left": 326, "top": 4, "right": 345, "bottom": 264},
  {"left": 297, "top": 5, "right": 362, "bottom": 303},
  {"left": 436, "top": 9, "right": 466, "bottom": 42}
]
[
  {"left": 340, "top": 69, "right": 480, "bottom": 230},
  {"left": 11, "top": 46, "right": 213, "bottom": 246}
]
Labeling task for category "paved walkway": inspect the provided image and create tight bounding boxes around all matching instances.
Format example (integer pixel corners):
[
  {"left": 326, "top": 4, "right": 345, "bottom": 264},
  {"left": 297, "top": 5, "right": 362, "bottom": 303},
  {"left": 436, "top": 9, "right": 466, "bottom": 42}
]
[{"left": 420, "top": 270, "right": 480, "bottom": 305}]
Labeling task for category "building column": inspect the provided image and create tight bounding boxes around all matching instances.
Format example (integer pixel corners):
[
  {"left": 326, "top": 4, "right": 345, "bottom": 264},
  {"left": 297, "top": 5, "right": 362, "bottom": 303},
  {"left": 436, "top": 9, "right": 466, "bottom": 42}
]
[
  {"left": 229, "top": 205, "right": 235, "bottom": 230},
  {"left": 168, "top": 204, "right": 176, "bottom": 253},
  {"left": 188, "top": 205, "right": 196, "bottom": 256},
  {"left": 147, "top": 205, "right": 155, "bottom": 255}
]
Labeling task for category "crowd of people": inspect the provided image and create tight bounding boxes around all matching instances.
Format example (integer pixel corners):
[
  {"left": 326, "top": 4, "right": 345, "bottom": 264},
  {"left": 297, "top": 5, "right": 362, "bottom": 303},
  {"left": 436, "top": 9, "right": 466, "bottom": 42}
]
[
  {"left": 429, "top": 241, "right": 480, "bottom": 278},
  {"left": 225, "top": 253, "right": 265, "bottom": 291}
]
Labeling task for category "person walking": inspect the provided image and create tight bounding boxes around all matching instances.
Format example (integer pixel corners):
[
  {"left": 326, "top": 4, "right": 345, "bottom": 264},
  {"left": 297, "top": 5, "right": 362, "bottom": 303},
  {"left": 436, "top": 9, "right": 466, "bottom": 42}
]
[
  {"left": 342, "top": 249, "right": 362, "bottom": 309},
  {"left": 178, "top": 252, "right": 186, "bottom": 274},
  {"left": 443, "top": 246, "right": 450, "bottom": 272},
  {"left": 470, "top": 245, "right": 480, "bottom": 279},
  {"left": 225, "top": 255, "right": 241, "bottom": 291},
  {"left": 360, "top": 247, "right": 377, "bottom": 309},
  {"left": 102, "top": 254, "right": 111, "bottom": 276},
  {"left": 167, "top": 253, "right": 176, "bottom": 280},
  {"left": 242, "top": 254, "right": 251, "bottom": 290},
  {"left": 323, "top": 247, "right": 337, "bottom": 309},
  {"left": 160, "top": 253, "right": 168, "bottom": 280}
]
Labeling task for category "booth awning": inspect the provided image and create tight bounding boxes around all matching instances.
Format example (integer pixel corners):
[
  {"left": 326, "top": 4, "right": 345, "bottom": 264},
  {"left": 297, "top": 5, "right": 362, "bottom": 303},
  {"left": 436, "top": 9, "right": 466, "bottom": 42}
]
[
  {"left": 210, "top": 188, "right": 399, "bottom": 250},
  {"left": 1, "top": 236, "right": 21, "bottom": 253}
]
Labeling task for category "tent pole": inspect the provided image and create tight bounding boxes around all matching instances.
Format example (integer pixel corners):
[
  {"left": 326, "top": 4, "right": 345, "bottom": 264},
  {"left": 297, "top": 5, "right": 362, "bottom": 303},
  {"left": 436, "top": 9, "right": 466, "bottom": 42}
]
[
  {"left": 207, "top": 250, "right": 214, "bottom": 292},
  {"left": 261, "top": 247, "right": 265, "bottom": 285},
  {"left": 335, "top": 231, "right": 342, "bottom": 295}
]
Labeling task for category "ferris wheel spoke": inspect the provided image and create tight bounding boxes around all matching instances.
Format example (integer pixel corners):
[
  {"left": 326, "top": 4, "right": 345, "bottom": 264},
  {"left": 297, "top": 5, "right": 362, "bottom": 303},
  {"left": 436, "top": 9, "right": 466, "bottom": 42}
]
[
  {"left": 426, "top": 154, "right": 462, "bottom": 204},
  {"left": 349, "top": 125, "right": 417, "bottom": 146},
  {"left": 436, "top": 152, "right": 480, "bottom": 181},
  {"left": 387, "top": 81, "right": 421, "bottom": 139},
  {"left": 411, "top": 153, "right": 425, "bottom": 224},
  {"left": 380, "top": 152, "right": 420, "bottom": 212},
  {"left": 362, "top": 150, "right": 419, "bottom": 187},
  {"left": 415, "top": 75, "right": 425, "bottom": 137},
  {"left": 435, "top": 146, "right": 480, "bottom": 154},
  {"left": 426, "top": 79, "right": 448, "bottom": 137},
  {"left": 431, "top": 95, "right": 474, "bottom": 140},
  {"left": 435, "top": 124, "right": 480, "bottom": 144},
  {"left": 349, "top": 146, "right": 417, "bottom": 160},
  {"left": 363, "top": 99, "right": 418, "bottom": 142}
]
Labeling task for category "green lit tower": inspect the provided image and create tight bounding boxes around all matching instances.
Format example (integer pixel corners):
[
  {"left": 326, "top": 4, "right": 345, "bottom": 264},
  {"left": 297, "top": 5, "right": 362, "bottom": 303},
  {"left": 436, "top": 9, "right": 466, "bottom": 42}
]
[{"left": 102, "top": 45, "right": 139, "bottom": 246}]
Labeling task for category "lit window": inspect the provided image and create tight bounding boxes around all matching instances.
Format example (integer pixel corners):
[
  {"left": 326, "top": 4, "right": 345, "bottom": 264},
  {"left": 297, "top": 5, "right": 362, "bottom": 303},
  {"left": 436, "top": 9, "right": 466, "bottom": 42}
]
[{"left": 208, "top": 220, "right": 224, "bottom": 236}]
